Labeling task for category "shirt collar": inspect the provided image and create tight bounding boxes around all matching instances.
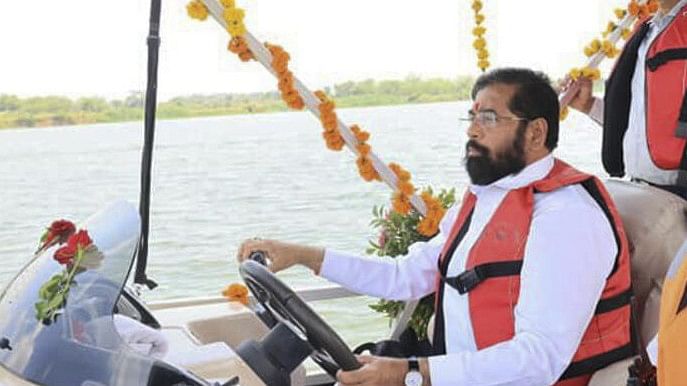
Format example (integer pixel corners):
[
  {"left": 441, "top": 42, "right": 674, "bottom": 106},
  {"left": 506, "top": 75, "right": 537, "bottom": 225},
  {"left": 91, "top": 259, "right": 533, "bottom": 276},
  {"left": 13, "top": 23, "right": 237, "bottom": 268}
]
[
  {"left": 650, "top": 0, "right": 687, "bottom": 27},
  {"left": 469, "top": 154, "right": 555, "bottom": 195}
]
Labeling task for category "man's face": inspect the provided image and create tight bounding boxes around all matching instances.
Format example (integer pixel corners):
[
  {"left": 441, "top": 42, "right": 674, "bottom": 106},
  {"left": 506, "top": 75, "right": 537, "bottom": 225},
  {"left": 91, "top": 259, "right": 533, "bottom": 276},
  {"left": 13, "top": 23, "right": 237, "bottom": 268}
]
[{"left": 464, "top": 83, "right": 529, "bottom": 186}]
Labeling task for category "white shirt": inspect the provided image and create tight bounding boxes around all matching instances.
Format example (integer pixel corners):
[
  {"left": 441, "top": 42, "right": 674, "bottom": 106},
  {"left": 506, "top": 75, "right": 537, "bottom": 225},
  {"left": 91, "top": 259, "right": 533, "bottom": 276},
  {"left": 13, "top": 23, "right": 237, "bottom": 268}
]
[
  {"left": 590, "top": 0, "right": 687, "bottom": 185},
  {"left": 320, "top": 154, "right": 618, "bottom": 386}
]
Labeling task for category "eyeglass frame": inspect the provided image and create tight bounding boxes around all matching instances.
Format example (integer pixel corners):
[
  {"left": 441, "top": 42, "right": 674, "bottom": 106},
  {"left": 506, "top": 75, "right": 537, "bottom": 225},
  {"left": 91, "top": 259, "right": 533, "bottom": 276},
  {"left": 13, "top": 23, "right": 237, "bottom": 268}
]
[{"left": 460, "top": 110, "right": 530, "bottom": 129}]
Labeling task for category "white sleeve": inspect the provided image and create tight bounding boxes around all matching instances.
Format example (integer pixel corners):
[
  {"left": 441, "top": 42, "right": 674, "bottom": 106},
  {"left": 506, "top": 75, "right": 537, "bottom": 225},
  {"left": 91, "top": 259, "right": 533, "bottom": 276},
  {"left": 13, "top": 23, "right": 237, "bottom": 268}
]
[
  {"left": 589, "top": 97, "right": 604, "bottom": 126},
  {"left": 428, "top": 189, "right": 617, "bottom": 385},
  {"left": 319, "top": 206, "right": 459, "bottom": 301}
]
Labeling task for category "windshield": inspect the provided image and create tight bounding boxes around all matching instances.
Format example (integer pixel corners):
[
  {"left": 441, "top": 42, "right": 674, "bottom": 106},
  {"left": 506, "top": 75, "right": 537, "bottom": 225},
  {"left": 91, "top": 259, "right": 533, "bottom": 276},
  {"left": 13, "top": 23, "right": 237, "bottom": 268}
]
[{"left": 0, "top": 201, "right": 202, "bottom": 386}]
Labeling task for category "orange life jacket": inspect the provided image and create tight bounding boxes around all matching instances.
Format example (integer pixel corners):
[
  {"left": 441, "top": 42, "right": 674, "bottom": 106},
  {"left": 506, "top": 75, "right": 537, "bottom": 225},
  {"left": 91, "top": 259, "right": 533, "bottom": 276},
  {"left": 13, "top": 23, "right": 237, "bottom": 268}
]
[
  {"left": 432, "top": 159, "right": 633, "bottom": 386},
  {"left": 603, "top": 6, "right": 687, "bottom": 183},
  {"left": 657, "top": 247, "right": 687, "bottom": 386}
]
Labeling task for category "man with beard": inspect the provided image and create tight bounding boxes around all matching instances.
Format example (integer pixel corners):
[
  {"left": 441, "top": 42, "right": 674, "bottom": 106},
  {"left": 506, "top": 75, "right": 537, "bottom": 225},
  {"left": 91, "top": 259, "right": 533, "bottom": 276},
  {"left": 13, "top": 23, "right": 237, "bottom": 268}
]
[{"left": 237, "top": 68, "right": 632, "bottom": 386}]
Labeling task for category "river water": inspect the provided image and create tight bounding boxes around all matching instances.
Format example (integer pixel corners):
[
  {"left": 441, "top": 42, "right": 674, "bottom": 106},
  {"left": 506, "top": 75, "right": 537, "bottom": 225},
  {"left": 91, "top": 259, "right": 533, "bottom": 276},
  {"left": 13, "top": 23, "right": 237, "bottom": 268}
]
[{"left": 0, "top": 101, "right": 606, "bottom": 346}]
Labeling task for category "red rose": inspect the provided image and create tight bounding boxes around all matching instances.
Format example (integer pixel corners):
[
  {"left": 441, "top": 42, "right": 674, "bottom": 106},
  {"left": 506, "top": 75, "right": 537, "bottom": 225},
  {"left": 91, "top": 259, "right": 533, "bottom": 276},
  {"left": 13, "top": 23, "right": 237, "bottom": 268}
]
[
  {"left": 69, "top": 230, "right": 92, "bottom": 250},
  {"left": 48, "top": 220, "right": 76, "bottom": 244},
  {"left": 52, "top": 229, "right": 92, "bottom": 265},
  {"left": 54, "top": 245, "right": 76, "bottom": 265}
]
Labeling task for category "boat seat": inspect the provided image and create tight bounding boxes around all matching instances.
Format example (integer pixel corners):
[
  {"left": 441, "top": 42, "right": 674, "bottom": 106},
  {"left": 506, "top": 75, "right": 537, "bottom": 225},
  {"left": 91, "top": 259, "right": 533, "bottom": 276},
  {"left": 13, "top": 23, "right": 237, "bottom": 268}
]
[{"left": 590, "top": 180, "right": 687, "bottom": 385}]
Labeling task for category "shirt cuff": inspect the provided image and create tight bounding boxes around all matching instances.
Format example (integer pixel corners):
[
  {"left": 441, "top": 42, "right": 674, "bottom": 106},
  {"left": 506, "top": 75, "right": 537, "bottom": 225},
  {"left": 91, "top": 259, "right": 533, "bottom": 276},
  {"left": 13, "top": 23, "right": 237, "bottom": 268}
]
[
  {"left": 427, "top": 355, "right": 456, "bottom": 386},
  {"left": 589, "top": 97, "right": 604, "bottom": 125},
  {"left": 319, "top": 248, "right": 356, "bottom": 280}
]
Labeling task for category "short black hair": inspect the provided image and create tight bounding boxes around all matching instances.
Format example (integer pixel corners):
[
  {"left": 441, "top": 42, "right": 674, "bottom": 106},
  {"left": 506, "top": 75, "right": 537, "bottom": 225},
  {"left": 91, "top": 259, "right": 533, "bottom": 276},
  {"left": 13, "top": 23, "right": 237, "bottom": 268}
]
[{"left": 471, "top": 68, "right": 559, "bottom": 151}]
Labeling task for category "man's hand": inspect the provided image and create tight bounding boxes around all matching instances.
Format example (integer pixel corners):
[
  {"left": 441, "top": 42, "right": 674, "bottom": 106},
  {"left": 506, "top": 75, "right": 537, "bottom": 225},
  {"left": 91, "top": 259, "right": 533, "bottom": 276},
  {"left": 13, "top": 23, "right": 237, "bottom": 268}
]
[
  {"left": 336, "top": 355, "right": 411, "bottom": 386},
  {"left": 559, "top": 75, "right": 596, "bottom": 114},
  {"left": 236, "top": 238, "right": 324, "bottom": 274}
]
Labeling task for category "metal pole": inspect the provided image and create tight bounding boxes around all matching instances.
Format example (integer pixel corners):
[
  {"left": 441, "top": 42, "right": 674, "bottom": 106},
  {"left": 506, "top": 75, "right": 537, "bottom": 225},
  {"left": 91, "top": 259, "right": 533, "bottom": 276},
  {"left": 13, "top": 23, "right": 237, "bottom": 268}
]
[{"left": 134, "top": 0, "right": 161, "bottom": 290}]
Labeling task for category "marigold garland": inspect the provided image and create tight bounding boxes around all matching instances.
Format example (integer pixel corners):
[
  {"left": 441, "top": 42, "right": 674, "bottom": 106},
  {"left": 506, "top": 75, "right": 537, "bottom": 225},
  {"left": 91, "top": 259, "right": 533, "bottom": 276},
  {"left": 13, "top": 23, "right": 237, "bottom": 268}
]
[
  {"left": 471, "top": 0, "right": 490, "bottom": 71},
  {"left": 265, "top": 43, "right": 304, "bottom": 110},
  {"left": 561, "top": 0, "right": 660, "bottom": 121},
  {"left": 189, "top": 0, "right": 445, "bottom": 237}
]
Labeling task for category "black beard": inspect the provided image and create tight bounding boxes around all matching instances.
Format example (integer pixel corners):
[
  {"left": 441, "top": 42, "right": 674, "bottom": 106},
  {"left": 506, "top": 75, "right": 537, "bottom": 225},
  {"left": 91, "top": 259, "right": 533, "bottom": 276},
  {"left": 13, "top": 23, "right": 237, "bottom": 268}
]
[{"left": 464, "top": 126, "right": 527, "bottom": 186}]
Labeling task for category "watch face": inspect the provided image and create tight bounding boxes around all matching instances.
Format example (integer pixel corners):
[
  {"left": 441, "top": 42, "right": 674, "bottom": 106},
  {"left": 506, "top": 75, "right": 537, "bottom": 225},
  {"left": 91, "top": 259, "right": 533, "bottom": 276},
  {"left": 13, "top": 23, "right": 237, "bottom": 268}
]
[{"left": 404, "top": 371, "right": 423, "bottom": 386}]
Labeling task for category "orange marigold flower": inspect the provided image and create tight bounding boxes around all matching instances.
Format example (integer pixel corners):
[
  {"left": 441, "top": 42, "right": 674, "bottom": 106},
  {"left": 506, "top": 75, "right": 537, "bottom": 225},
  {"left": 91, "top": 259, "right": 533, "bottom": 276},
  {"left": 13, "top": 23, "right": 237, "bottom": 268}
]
[
  {"left": 324, "top": 132, "right": 345, "bottom": 151},
  {"left": 288, "top": 97, "right": 305, "bottom": 110},
  {"left": 228, "top": 37, "right": 245, "bottom": 53},
  {"left": 398, "top": 180, "right": 415, "bottom": 196},
  {"left": 350, "top": 124, "right": 370, "bottom": 143},
  {"left": 314, "top": 90, "right": 328, "bottom": 103},
  {"left": 356, "top": 156, "right": 380, "bottom": 182},
  {"left": 238, "top": 51, "right": 253, "bottom": 62},
  {"left": 222, "top": 283, "right": 249, "bottom": 305},
  {"left": 628, "top": 1, "right": 640, "bottom": 16},
  {"left": 357, "top": 143, "right": 371, "bottom": 156},
  {"left": 647, "top": 0, "right": 659, "bottom": 13},
  {"left": 392, "top": 192, "right": 412, "bottom": 215},
  {"left": 389, "top": 163, "right": 411, "bottom": 181}
]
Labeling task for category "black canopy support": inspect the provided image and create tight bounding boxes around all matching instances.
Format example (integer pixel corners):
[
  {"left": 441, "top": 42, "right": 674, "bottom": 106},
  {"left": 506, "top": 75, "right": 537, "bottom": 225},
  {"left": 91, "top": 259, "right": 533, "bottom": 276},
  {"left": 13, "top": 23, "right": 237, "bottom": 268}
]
[{"left": 134, "top": 0, "right": 162, "bottom": 290}]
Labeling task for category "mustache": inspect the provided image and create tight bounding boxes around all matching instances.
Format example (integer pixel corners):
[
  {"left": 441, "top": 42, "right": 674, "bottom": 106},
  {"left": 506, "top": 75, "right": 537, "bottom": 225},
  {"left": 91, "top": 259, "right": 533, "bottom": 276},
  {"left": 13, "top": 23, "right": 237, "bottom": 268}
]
[{"left": 465, "top": 140, "right": 490, "bottom": 157}]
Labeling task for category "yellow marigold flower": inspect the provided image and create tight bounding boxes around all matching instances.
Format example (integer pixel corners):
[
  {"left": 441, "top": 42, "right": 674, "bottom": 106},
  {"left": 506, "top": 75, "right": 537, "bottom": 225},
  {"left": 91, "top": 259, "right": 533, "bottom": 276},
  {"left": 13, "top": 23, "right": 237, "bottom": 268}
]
[
  {"left": 614, "top": 8, "right": 627, "bottom": 19},
  {"left": 228, "top": 24, "right": 246, "bottom": 37},
  {"left": 471, "top": 0, "right": 483, "bottom": 12},
  {"left": 473, "top": 37, "right": 486, "bottom": 50},
  {"left": 559, "top": 106, "right": 569, "bottom": 121},
  {"left": 472, "top": 26, "right": 486, "bottom": 36},
  {"left": 187, "top": 0, "right": 209, "bottom": 21},
  {"left": 224, "top": 8, "right": 246, "bottom": 36},
  {"left": 581, "top": 67, "right": 601, "bottom": 81},
  {"left": 222, "top": 283, "right": 249, "bottom": 305},
  {"left": 477, "top": 49, "right": 489, "bottom": 59},
  {"left": 602, "top": 22, "right": 617, "bottom": 38},
  {"left": 220, "top": 0, "right": 236, "bottom": 8},
  {"left": 224, "top": 7, "right": 244, "bottom": 22},
  {"left": 601, "top": 40, "right": 618, "bottom": 58},
  {"left": 391, "top": 192, "right": 412, "bottom": 215},
  {"left": 569, "top": 67, "right": 582, "bottom": 80},
  {"left": 475, "top": 13, "right": 485, "bottom": 25},
  {"left": 478, "top": 59, "right": 490, "bottom": 70},
  {"left": 621, "top": 28, "right": 631, "bottom": 40}
]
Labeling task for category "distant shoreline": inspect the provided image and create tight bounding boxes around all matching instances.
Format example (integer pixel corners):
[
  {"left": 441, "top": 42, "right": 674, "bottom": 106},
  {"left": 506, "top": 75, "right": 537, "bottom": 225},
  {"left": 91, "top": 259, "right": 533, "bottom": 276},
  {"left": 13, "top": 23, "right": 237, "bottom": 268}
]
[{"left": 0, "top": 76, "right": 474, "bottom": 130}]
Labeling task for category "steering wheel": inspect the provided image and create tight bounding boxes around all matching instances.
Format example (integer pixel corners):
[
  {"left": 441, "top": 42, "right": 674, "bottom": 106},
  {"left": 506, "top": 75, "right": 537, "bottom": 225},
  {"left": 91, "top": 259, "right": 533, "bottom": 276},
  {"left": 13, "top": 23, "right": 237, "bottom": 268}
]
[{"left": 239, "top": 260, "right": 361, "bottom": 377}]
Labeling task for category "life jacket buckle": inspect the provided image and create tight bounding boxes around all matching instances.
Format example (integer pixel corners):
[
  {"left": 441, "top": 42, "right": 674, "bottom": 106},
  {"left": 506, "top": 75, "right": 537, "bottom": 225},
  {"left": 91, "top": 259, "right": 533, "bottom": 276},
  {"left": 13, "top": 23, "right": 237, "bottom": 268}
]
[{"left": 451, "top": 268, "right": 483, "bottom": 295}]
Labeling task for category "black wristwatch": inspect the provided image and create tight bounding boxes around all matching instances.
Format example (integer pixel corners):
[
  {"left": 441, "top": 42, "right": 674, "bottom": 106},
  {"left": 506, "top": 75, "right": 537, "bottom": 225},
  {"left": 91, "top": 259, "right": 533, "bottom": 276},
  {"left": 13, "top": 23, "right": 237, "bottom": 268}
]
[{"left": 404, "top": 357, "right": 423, "bottom": 386}]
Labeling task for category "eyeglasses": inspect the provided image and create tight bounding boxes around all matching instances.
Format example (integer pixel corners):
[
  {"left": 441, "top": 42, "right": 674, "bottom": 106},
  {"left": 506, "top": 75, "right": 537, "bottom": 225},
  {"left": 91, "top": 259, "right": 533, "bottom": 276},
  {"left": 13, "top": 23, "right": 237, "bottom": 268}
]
[{"left": 460, "top": 110, "right": 529, "bottom": 129}]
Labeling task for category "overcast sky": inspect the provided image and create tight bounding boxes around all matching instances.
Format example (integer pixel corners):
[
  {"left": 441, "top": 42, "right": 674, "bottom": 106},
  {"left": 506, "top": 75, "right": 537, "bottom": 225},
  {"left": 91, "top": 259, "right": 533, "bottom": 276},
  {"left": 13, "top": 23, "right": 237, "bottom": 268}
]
[{"left": 0, "top": 0, "right": 627, "bottom": 101}]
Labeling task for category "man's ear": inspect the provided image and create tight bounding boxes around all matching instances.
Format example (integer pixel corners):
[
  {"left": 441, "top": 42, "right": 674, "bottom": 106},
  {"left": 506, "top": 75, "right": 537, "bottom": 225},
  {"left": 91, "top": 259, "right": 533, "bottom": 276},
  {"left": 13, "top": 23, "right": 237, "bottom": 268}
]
[{"left": 527, "top": 118, "right": 548, "bottom": 151}]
